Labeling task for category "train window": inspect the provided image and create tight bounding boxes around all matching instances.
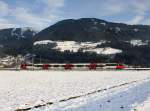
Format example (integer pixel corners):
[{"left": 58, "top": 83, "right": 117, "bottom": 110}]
[
  {"left": 35, "top": 65, "right": 41, "bottom": 67},
  {"left": 48, "top": 65, "right": 52, "bottom": 67},
  {"left": 59, "top": 65, "right": 64, "bottom": 67},
  {"left": 53, "top": 65, "right": 60, "bottom": 67},
  {"left": 118, "top": 64, "right": 123, "bottom": 66},
  {"left": 97, "top": 65, "right": 104, "bottom": 67},
  {"left": 27, "top": 64, "right": 33, "bottom": 66},
  {"left": 76, "top": 65, "right": 86, "bottom": 67},
  {"left": 106, "top": 63, "right": 117, "bottom": 66}
]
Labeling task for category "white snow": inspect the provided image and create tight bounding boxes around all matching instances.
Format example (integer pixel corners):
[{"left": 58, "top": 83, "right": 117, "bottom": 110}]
[
  {"left": 54, "top": 41, "right": 80, "bottom": 52},
  {"left": 83, "top": 47, "right": 122, "bottom": 55},
  {"left": 133, "top": 97, "right": 150, "bottom": 111},
  {"left": 101, "top": 47, "right": 122, "bottom": 55},
  {"left": 94, "top": 21, "right": 98, "bottom": 25},
  {"left": 33, "top": 40, "right": 54, "bottom": 45},
  {"left": 45, "top": 76, "right": 150, "bottom": 111},
  {"left": 21, "top": 27, "right": 31, "bottom": 34},
  {"left": 100, "top": 23, "right": 106, "bottom": 26},
  {"left": 134, "top": 28, "right": 139, "bottom": 32},
  {"left": 33, "top": 40, "right": 121, "bottom": 55},
  {"left": 115, "top": 27, "right": 121, "bottom": 33},
  {"left": 11, "top": 28, "right": 18, "bottom": 36},
  {"left": 130, "top": 40, "right": 148, "bottom": 46},
  {"left": 91, "top": 19, "right": 98, "bottom": 25},
  {"left": 80, "top": 41, "right": 105, "bottom": 47},
  {"left": 1, "top": 71, "right": 150, "bottom": 111}
]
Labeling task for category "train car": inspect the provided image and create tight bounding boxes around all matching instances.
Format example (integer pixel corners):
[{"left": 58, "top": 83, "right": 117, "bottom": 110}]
[
  {"left": 20, "top": 63, "right": 125, "bottom": 70},
  {"left": 116, "top": 63, "right": 125, "bottom": 69},
  {"left": 63, "top": 63, "right": 74, "bottom": 70},
  {"left": 20, "top": 64, "right": 27, "bottom": 70},
  {"left": 20, "top": 63, "right": 33, "bottom": 70},
  {"left": 102, "top": 63, "right": 117, "bottom": 69},
  {"left": 87, "top": 63, "right": 97, "bottom": 70}
]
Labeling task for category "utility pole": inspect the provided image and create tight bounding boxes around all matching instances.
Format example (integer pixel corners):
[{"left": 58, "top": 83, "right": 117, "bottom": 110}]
[
  {"left": 40, "top": 55, "right": 42, "bottom": 64},
  {"left": 32, "top": 56, "right": 34, "bottom": 70}
]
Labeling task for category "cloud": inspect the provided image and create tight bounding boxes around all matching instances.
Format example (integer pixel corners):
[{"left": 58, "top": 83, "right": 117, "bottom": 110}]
[
  {"left": 142, "top": 19, "right": 150, "bottom": 25},
  {"left": 100, "top": 0, "right": 124, "bottom": 16},
  {"left": 41, "top": 0, "right": 65, "bottom": 22},
  {"left": 0, "top": 0, "right": 65, "bottom": 30},
  {"left": 12, "top": 0, "right": 65, "bottom": 30},
  {"left": 127, "top": 15, "right": 144, "bottom": 24},
  {"left": 0, "top": 0, "right": 150, "bottom": 30},
  {"left": 43, "top": 0, "right": 65, "bottom": 8},
  {"left": 0, "top": 18, "right": 17, "bottom": 29},
  {"left": 130, "top": 0, "right": 150, "bottom": 15},
  {"left": 0, "top": 1, "right": 9, "bottom": 16},
  {"left": 124, "top": 0, "right": 150, "bottom": 25},
  {"left": 12, "top": 7, "right": 49, "bottom": 30},
  {"left": 93, "top": 0, "right": 150, "bottom": 19}
]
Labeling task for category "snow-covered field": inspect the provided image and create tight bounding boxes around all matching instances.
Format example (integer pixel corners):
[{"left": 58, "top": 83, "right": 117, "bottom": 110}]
[{"left": 0, "top": 71, "right": 150, "bottom": 111}]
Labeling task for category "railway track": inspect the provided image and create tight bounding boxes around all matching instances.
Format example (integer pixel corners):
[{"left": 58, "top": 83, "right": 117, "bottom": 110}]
[{"left": 1, "top": 67, "right": 150, "bottom": 71}]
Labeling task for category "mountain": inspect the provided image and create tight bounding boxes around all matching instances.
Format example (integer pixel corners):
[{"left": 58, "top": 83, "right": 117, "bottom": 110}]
[
  {"left": 0, "top": 27, "right": 38, "bottom": 56},
  {"left": 33, "top": 18, "right": 150, "bottom": 65},
  {"left": 34, "top": 18, "right": 150, "bottom": 42},
  {"left": 1, "top": 18, "right": 150, "bottom": 66}
]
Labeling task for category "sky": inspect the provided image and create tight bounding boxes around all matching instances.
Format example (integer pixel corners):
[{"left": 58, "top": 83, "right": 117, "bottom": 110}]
[{"left": 0, "top": 0, "right": 150, "bottom": 30}]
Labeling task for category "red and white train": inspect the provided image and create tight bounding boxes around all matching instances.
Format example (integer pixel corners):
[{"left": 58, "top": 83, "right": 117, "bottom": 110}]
[{"left": 20, "top": 63, "right": 125, "bottom": 70}]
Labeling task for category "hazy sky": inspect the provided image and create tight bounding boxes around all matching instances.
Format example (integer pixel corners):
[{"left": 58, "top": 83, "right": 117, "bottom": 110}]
[{"left": 0, "top": 0, "right": 150, "bottom": 30}]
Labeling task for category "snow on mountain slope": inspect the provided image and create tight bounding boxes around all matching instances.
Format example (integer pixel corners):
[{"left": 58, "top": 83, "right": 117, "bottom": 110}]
[
  {"left": 33, "top": 40, "right": 122, "bottom": 55},
  {"left": 129, "top": 40, "right": 149, "bottom": 46},
  {"left": 134, "top": 28, "right": 139, "bottom": 32},
  {"left": 84, "top": 47, "right": 122, "bottom": 55},
  {"left": 33, "top": 40, "right": 54, "bottom": 45},
  {"left": 11, "top": 28, "right": 18, "bottom": 36},
  {"left": 98, "top": 47, "right": 122, "bottom": 55},
  {"left": 54, "top": 41, "right": 80, "bottom": 52},
  {"left": 11, "top": 27, "right": 38, "bottom": 38},
  {"left": 21, "top": 27, "right": 38, "bottom": 36},
  {"left": 102, "top": 47, "right": 122, "bottom": 54},
  {"left": 21, "top": 27, "right": 37, "bottom": 33},
  {"left": 100, "top": 22, "right": 106, "bottom": 26}
]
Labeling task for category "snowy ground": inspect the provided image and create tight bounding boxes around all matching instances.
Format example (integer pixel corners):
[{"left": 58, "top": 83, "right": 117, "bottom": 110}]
[{"left": 0, "top": 71, "right": 150, "bottom": 111}]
